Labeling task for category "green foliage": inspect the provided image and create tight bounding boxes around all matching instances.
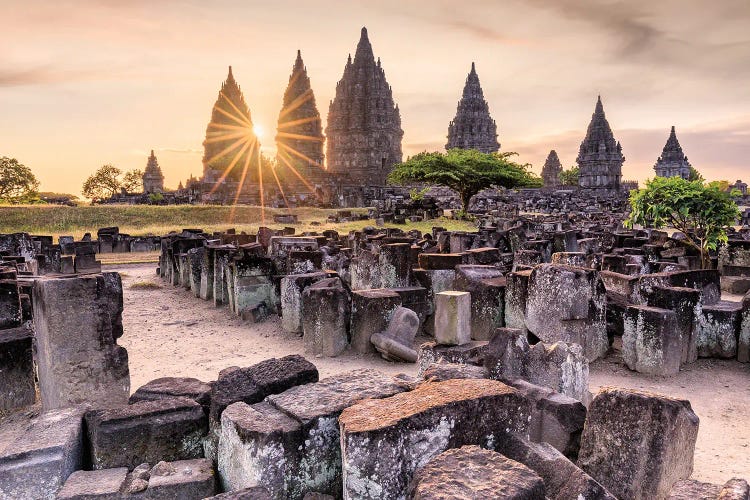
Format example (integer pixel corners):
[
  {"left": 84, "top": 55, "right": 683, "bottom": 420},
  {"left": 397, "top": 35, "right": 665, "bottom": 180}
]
[
  {"left": 0, "top": 157, "right": 40, "bottom": 204},
  {"left": 687, "top": 167, "right": 704, "bottom": 182},
  {"left": 82, "top": 165, "right": 123, "bottom": 201},
  {"left": 625, "top": 176, "right": 740, "bottom": 269},
  {"left": 121, "top": 169, "right": 144, "bottom": 194},
  {"left": 148, "top": 193, "right": 164, "bottom": 204},
  {"left": 388, "top": 149, "right": 541, "bottom": 212},
  {"left": 409, "top": 187, "right": 430, "bottom": 201},
  {"left": 559, "top": 166, "right": 580, "bottom": 186}
]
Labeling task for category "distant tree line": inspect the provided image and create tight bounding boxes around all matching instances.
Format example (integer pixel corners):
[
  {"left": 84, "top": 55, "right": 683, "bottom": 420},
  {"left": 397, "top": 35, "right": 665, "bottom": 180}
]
[{"left": 82, "top": 165, "right": 143, "bottom": 202}]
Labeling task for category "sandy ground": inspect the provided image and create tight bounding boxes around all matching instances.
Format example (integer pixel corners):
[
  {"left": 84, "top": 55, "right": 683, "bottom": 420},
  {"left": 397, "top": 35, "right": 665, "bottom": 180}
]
[{"left": 115, "top": 262, "right": 750, "bottom": 485}]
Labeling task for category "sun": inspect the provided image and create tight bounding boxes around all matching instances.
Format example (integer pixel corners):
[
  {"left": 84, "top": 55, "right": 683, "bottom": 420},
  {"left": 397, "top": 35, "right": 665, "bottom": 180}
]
[{"left": 253, "top": 124, "right": 265, "bottom": 138}]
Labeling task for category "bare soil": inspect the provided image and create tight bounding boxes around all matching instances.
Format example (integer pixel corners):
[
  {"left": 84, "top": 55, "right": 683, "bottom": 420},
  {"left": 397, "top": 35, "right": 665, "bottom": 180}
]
[{"left": 115, "top": 263, "right": 750, "bottom": 485}]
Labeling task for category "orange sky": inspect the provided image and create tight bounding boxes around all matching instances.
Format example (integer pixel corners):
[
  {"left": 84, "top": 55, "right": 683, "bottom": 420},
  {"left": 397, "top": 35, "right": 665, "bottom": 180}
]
[{"left": 1, "top": 0, "right": 749, "bottom": 196}]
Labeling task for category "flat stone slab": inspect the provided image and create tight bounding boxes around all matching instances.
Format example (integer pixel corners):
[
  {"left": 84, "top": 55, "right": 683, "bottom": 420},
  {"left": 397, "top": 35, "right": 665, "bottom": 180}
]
[
  {"left": 57, "top": 467, "right": 128, "bottom": 499},
  {"left": 130, "top": 376, "right": 212, "bottom": 413},
  {"left": 409, "top": 445, "right": 545, "bottom": 499}
]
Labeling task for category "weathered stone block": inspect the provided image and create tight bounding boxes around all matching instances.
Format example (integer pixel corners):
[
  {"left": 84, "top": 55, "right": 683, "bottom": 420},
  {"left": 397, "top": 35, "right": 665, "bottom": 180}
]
[
  {"left": 504, "top": 270, "right": 531, "bottom": 332},
  {"left": 339, "top": 378, "right": 531, "bottom": 499},
  {"left": 434, "top": 290, "right": 471, "bottom": 345},
  {"left": 0, "top": 406, "right": 85, "bottom": 500},
  {"left": 484, "top": 327, "right": 528, "bottom": 381},
  {"left": 85, "top": 397, "right": 208, "bottom": 470},
  {"left": 417, "top": 340, "right": 488, "bottom": 377},
  {"left": 524, "top": 341, "right": 590, "bottom": 404},
  {"left": 350, "top": 289, "right": 401, "bottom": 354},
  {"left": 130, "top": 376, "right": 212, "bottom": 415},
  {"left": 0, "top": 323, "right": 35, "bottom": 411},
  {"left": 646, "top": 286, "right": 701, "bottom": 364},
  {"left": 281, "top": 272, "right": 328, "bottom": 334},
  {"left": 32, "top": 273, "right": 130, "bottom": 410},
  {"left": 577, "top": 387, "right": 699, "bottom": 500},
  {"left": 219, "top": 370, "right": 408, "bottom": 499},
  {"left": 145, "top": 458, "right": 217, "bottom": 499},
  {"left": 0, "top": 278, "right": 21, "bottom": 329},
  {"left": 408, "top": 445, "right": 545, "bottom": 499},
  {"left": 302, "top": 278, "right": 350, "bottom": 357},
  {"left": 667, "top": 479, "right": 721, "bottom": 499},
  {"left": 623, "top": 305, "right": 682, "bottom": 376},
  {"left": 454, "top": 265, "right": 505, "bottom": 340},
  {"left": 378, "top": 243, "right": 411, "bottom": 288},
  {"left": 422, "top": 361, "right": 489, "bottom": 381},
  {"left": 525, "top": 264, "right": 608, "bottom": 361},
  {"left": 697, "top": 301, "right": 741, "bottom": 359},
  {"left": 57, "top": 467, "right": 128, "bottom": 499}
]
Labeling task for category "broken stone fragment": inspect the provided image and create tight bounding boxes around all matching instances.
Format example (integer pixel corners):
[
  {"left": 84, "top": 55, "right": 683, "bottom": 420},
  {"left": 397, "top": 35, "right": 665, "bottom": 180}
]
[
  {"left": 577, "top": 387, "right": 699, "bottom": 500},
  {"left": 408, "top": 445, "right": 546, "bottom": 499},
  {"left": 339, "top": 378, "right": 531, "bottom": 499},
  {"left": 130, "top": 376, "right": 212, "bottom": 415},
  {"left": 370, "top": 306, "right": 420, "bottom": 362}
]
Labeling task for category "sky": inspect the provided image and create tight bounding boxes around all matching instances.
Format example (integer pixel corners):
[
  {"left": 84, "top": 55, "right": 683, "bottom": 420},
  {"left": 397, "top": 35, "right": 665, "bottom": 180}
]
[{"left": 1, "top": 0, "right": 749, "bottom": 196}]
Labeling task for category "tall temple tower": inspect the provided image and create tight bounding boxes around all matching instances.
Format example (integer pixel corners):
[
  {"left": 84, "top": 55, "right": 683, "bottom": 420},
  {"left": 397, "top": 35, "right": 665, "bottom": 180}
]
[
  {"left": 654, "top": 126, "right": 691, "bottom": 179},
  {"left": 325, "top": 27, "right": 403, "bottom": 185},
  {"left": 446, "top": 63, "right": 500, "bottom": 153},
  {"left": 576, "top": 96, "right": 624, "bottom": 190},
  {"left": 541, "top": 150, "right": 562, "bottom": 188},
  {"left": 276, "top": 50, "right": 326, "bottom": 191},
  {"left": 202, "top": 66, "right": 260, "bottom": 199},
  {"left": 142, "top": 150, "right": 165, "bottom": 193}
]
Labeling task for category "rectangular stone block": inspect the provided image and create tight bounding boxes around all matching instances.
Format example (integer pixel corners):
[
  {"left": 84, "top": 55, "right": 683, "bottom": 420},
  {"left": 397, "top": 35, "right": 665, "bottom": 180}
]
[
  {"left": 434, "top": 291, "right": 471, "bottom": 346},
  {"left": 85, "top": 397, "right": 208, "bottom": 470},
  {"left": 697, "top": 301, "right": 742, "bottom": 359},
  {"left": 349, "top": 289, "right": 402, "bottom": 354},
  {"left": 577, "top": 387, "right": 699, "bottom": 500},
  {"left": 339, "top": 378, "right": 531, "bottom": 499},
  {"left": 0, "top": 278, "right": 22, "bottom": 329},
  {"left": 0, "top": 406, "right": 85, "bottom": 500},
  {"left": 280, "top": 272, "right": 327, "bottom": 334},
  {"left": 32, "top": 273, "right": 130, "bottom": 410},
  {"left": 454, "top": 265, "right": 505, "bottom": 340},
  {"left": 0, "top": 324, "right": 35, "bottom": 410},
  {"left": 302, "top": 279, "right": 350, "bottom": 357}
]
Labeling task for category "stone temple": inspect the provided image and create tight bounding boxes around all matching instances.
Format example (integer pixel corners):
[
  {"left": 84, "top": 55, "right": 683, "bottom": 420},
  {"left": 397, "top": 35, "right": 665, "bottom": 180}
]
[
  {"left": 325, "top": 27, "right": 403, "bottom": 186},
  {"left": 541, "top": 150, "right": 562, "bottom": 189},
  {"left": 654, "top": 126, "right": 691, "bottom": 179},
  {"left": 201, "top": 66, "right": 260, "bottom": 203},
  {"left": 577, "top": 96, "right": 624, "bottom": 190},
  {"left": 142, "top": 150, "right": 164, "bottom": 194},
  {"left": 446, "top": 62, "right": 500, "bottom": 153},
  {"left": 275, "top": 50, "right": 326, "bottom": 195}
]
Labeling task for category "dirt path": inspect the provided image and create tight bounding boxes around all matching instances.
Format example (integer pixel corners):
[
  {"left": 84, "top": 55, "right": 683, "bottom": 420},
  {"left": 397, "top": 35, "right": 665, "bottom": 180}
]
[{"left": 115, "top": 263, "right": 750, "bottom": 485}]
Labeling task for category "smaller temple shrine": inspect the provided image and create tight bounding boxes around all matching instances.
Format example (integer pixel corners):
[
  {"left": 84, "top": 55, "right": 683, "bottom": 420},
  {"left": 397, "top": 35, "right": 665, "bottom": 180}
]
[
  {"left": 653, "top": 126, "right": 691, "bottom": 179},
  {"left": 577, "top": 96, "right": 624, "bottom": 190},
  {"left": 541, "top": 150, "right": 562, "bottom": 189},
  {"left": 446, "top": 62, "right": 500, "bottom": 153},
  {"left": 142, "top": 150, "right": 164, "bottom": 194}
]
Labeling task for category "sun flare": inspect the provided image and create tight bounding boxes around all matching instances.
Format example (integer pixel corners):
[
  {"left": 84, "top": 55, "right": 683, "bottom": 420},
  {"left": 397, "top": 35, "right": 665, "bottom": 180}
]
[{"left": 253, "top": 124, "right": 264, "bottom": 138}]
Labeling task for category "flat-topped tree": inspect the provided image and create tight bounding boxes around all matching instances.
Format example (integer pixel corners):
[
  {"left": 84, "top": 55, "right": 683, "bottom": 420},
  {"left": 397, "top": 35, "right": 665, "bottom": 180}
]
[
  {"left": 387, "top": 148, "right": 540, "bottom": 214},
  {"left": 626, "top": 176, "right": 740, "bottom": 269}
]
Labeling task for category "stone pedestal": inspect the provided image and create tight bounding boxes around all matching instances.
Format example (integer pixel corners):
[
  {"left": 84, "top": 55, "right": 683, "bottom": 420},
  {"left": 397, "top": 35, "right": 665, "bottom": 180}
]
[
  {"left": 32, "top": 273, "right": 130, "bottom": 410},
  {"left": 434, "top": 291, "right": 471, "bottom": 345}
]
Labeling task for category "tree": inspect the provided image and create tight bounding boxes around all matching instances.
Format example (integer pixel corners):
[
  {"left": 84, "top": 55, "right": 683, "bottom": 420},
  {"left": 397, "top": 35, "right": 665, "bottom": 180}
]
[
  {"left": 687, "top": 167, "right": 704, "bottom": 182},
  {"left": 0, "top": 157, "right": 40, "bottom": 203},
  {"left": 121, "top": 169, "right": 144, "bottom": 194},
  {"left": 559, "top": 166, "right": 580, "bottom": 186},
  {"left": 387, "top": 149, "right": 540, "bottom": 213},
  {"left": 625, "top": 176, "right": 740, "bottom": 269},
  {"left": 82, "top": 164, "right": 122, "bottom": 201}
]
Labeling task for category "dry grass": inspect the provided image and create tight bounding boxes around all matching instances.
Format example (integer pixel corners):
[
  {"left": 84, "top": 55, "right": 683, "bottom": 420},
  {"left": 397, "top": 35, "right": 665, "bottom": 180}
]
[
  {"left": 129, "top": 280, "right": 162, "bottom": 290},
  {"left": 0, "top": 205, "right": 476, "bottom": 240},
  {"left": 98, "top": 251, "right": 160, "bottom": 265}
]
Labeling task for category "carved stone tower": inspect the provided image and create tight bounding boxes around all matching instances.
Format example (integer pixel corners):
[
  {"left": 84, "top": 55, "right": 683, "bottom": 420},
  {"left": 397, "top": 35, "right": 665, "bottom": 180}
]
[
  {"left": 654, "top": 126, "right": 691, "bottom": 179},
  {"left": 541, "top": 150, "right": 562, "bottom": 189},
  {"left": 276, "top": 50, "right": 326, "bottom": 190},
  {"left": 577, "top": 96, "right": 624, "bottom": 190},
  {"left": 446, "top": 63, "right": 500, "bottom": 153},
  {"left": 142, "top": 150, "right": 165, "bottom": 194},
  {"left": 325, "top": 27, "right": 403, "bottom": 185},
  {"left": 202, "top": 66, "right": 260, "bottom": 200}
]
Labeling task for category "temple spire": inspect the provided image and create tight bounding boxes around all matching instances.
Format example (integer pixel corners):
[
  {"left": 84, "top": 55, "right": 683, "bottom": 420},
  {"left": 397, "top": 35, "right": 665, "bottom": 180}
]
[
  {"left": 354, "top": 26, "right": 374, "bottom": 62},
  {"left": 654, "top": 126, "right": 691, "bottom": 179},
  {"left": 576, "top": 95, "right": 624, "bottom": 190},
  {"left": 541, "top": 150, "right": 563, "bottom": 188},
  {"left": 446, "top": 62, "right": 499, "bottom": 153}
]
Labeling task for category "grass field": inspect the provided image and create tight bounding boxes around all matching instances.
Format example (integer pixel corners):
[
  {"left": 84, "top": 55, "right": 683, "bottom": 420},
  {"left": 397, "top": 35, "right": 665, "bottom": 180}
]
[{"left": 0, "top": 204, "right": 476, "bottom": 240}]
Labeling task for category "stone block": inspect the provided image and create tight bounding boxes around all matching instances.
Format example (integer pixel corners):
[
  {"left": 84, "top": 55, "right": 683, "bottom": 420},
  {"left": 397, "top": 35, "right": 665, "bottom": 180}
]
[
  {"left": 349, "top": 289, "right": 401, "bottom": 354},
  {"left": 417, "top": 340, "right": 488, "bottom": 377},
  {"left": 219, "top": 370, "right": 408, "bottom": 499},
  {"left": 645, "top": 286, "right": 701, "bottom": 364},
  {"left": 280, "top": 272, "right": 328, "bottom": 334},
  {"left": 205, "top": 486, "right": 273, "bottom": 499},
  {"left": 504, "top": 270, "right": 531, "bottom": 332},
  {"left": 408, "top": 445, "right": 545, "bottom": 499},
  {"left": 85, "top": 397, "right": 208, "bottom": 470},
  {"left": 577, "top": 387, "right": 699, "bottom": 500},
  {"left": 130, "top": 377, "right": 212, "bottom": 415},
  {"left": 524, "top": 341, "right": 590, "bottom": 404},
  {"left": 623, "top": 305, "right": 682, "bottom": 376},
  {"left": 57, "top": 467, "right": 128, "bottom": 499},
  {"left": 339, "top": 378, "right": 531, "bottom": 499},
  {"left": 717, "top": 478, "right": 750, "bottom": 499},
  {"left": 740, "top": 293, "right": 750, "bottom": 363},
  {"left": 302, "top": 278, "right": 350, "bottom": 357},
  {"left": 525, "top": 264, "right": 608, "bottom": 361},
  {"left": 454, "top": 265, "right": 505, "bottom": 340},
  {"left": 0, "top": 406, "right": 85, "bottom": 500},
  {"left": 668, "top": 479, "right": 721, "bottom": 499},
  {"left": 434, "top": 290, "right": 471, "bottom": 345},
  {"left": 0, "top": 323, "right": 35, "bottom": 410},
  {"left": 494, "top": 433, "right": 616, "bottom": 500},
  {"left": 422, "top": 361, "right": 489, "bottom": 381},
  {"left": 0, "top": 278, "right": 21, "bottom": 329},
  {"left": 697, "top": 301, "right": 742, "bottom": 359},
  {"left": 378, "top": 243, "right": 411, "bottom": 288},
  {"left": 145, "top": 458, "right": 217, "bottom": 499},
  {"left": 484, "top": 327, "right": 528, "bottom": 381},
  {"left": 32, "top": 273, "right": 130, "bottom": 410}
]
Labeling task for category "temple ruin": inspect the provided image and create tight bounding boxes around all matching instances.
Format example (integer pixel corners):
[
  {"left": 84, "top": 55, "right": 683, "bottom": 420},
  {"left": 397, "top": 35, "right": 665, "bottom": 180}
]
[
  {"left": 654, "top": 126, "right": 692, "bottom": 179},
  {"left": 577, "top": 96, "right": 624, "bottom": 190},
  {"left": 446, "top": 62, "right": 500, "bottom": 153}
]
